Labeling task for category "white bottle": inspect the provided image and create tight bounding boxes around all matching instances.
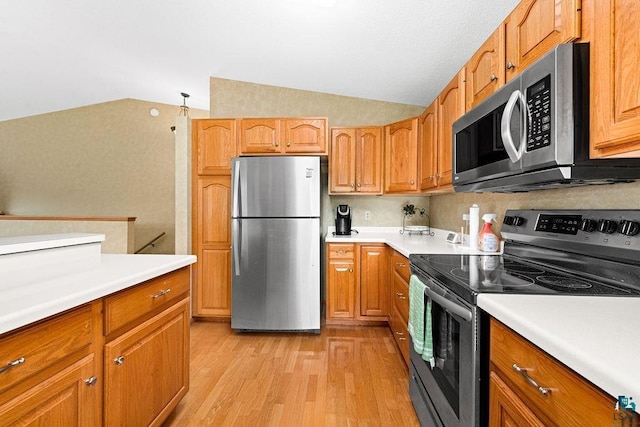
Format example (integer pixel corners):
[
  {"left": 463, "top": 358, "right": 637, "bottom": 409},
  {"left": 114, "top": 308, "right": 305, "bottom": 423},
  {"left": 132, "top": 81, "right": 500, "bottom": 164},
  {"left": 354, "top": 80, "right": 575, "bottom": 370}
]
[
  {"left": 478, "top": 213, "right": 500, "bottom": 252},
  {"left": 468, "top": 204, "right": 479, "bottom": 250}
]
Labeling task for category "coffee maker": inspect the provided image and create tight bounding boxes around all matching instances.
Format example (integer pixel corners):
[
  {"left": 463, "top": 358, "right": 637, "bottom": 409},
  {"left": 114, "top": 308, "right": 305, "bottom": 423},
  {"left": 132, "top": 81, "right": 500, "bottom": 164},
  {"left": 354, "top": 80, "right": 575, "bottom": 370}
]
[{"left": 335, "top": 205, "right": 352, "bottom": 235}]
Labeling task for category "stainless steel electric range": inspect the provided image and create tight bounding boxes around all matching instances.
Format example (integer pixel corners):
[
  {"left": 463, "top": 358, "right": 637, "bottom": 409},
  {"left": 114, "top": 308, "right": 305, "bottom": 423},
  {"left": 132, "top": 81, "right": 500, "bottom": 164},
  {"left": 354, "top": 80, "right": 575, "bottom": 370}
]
[{"left": 408, "top": 209, "right": 640, "bottom": 427}]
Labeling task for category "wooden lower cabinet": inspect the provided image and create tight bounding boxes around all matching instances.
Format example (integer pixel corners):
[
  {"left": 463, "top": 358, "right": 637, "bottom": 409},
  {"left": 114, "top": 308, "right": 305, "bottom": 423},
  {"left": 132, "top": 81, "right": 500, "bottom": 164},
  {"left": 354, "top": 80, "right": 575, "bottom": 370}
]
[
  {"left": 389, "top": 250, "right": 411, "bottom": 366},
  {"left": 104, "top": 298, "right": 190, "bottom": 427},
  {"left": 0, "top": 303, "right": 102, "bottom": 426},
  {"left": 326, "top": 243, "right": 389, "bottom": 323},
  {"left": 489, "top": 318, "right": 616, "bottom": 426},
  {"left": 0, "top": 267, "right": 192, "bottom": 427},
  {"left": 359, "top": 244, "right": 389, "bottom": 318}
]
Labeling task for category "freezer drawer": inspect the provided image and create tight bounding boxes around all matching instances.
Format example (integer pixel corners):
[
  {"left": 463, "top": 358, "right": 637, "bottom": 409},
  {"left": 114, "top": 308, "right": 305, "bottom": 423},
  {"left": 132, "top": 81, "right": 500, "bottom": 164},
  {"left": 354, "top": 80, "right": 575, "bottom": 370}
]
[{"left": 231, "top": 218, "right": 320, "bottom": 331}]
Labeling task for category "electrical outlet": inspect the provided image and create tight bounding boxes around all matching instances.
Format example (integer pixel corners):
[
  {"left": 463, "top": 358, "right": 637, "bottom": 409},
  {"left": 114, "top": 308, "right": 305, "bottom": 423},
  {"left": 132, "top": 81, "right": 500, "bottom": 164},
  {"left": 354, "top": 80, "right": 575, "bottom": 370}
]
[{"left": 364, "top": 211, "right": 371, "bottom": 221}]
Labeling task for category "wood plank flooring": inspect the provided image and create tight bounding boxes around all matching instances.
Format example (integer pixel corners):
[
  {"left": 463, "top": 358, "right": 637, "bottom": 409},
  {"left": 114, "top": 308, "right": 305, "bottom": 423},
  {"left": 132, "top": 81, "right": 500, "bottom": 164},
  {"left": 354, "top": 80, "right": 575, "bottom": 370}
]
[{"left": 163, "top": 321, "right": 420, "bottom": 426}]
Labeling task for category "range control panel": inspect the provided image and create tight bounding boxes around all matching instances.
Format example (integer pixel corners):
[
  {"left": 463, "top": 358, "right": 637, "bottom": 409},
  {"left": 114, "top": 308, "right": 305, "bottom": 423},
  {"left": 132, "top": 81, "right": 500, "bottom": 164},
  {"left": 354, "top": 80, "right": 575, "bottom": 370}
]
[{"left": 501, "top": 210, "right": 640, "bottom": 261}]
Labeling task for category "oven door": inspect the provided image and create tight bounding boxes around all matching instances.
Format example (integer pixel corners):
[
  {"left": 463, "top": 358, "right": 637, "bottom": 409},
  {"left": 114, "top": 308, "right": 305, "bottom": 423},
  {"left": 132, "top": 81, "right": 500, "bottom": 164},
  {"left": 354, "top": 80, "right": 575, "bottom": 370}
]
[{"left": 409, "top": 273, "right": 479, "bottom": 427}]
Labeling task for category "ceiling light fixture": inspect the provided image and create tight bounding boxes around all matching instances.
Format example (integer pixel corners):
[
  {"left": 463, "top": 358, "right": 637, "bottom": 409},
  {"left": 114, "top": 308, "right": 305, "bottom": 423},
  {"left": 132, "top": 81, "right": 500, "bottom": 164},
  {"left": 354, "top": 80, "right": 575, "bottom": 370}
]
[{"left": 179, "top": 92, "right": 190, "bottom": 117}]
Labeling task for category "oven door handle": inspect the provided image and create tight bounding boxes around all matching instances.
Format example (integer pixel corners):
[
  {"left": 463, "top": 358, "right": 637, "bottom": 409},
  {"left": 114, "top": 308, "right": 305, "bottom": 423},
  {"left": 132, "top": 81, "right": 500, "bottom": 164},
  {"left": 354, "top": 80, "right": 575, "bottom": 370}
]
[{"left": 424, "top": 286, "right": 473, "bottom": 323}]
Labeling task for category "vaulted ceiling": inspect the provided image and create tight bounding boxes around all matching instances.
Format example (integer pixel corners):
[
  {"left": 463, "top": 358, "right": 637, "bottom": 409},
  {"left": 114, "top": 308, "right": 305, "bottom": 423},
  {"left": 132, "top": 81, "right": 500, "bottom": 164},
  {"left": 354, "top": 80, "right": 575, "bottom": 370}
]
[{"left": 1, "top": 0, "right": 519, "bottom": 121}]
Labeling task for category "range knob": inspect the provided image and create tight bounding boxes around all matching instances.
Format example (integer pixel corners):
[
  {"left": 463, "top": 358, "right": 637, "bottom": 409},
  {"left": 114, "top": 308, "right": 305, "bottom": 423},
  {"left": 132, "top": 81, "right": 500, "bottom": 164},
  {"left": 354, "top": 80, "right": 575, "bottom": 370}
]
[
  {"left": 618, "top": 220, "right": 640, "bottom": 236},
  {"left": 579, "top": 218, "right": 597, "bottom": 233},
  {"left": 597, "top": 219, "right": 618, "bottom": 234},
  {"left": 503, "top": 216, "right": 525, "bottom": 226}
]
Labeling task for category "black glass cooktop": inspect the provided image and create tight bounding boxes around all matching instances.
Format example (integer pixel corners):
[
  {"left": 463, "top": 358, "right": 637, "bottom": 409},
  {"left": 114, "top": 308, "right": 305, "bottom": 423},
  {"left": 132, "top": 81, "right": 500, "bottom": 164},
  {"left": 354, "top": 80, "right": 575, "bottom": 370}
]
[{"left": 410, "top": 252, "right": 640, "bottom": 304}]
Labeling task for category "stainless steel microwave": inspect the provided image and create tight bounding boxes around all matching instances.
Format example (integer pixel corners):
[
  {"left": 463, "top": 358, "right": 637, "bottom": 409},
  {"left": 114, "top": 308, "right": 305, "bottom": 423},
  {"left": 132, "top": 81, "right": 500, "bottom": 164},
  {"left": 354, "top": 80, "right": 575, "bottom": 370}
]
[{"left": 453, "top": 43, "right": 640, "bottom": 193}]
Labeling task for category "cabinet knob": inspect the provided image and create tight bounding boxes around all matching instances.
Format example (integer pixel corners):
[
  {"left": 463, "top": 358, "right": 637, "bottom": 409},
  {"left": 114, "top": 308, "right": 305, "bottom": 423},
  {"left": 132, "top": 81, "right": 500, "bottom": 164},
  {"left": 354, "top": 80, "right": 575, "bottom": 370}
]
[
  {"left": 0, "top": 357, "right": 25, "bottom": 374},
  {"left": 506, "top": 61, "right": 515, "bottom": 70},
  {"left": 85, "top": 376, "right": 98, "bottom": 386},
  {"left": 350, "top": 183, "right": 355, "bottom": 188},
  {"left": 490, "top": 73, "right": 498, "bottom": 82},
  {"left": 275, "top": 142, "right": 280, "bottom": 147},
  {"left": 286, "top": 142, "right": 291, "bottom": 147},
  {"left": 114, "top": 356, "right": 125, "bottom": 365},
  {"left": 357, "top": 183, "right": 361, "bottom": 187},
  {"left": 410, "top": 180, "right": 415, "bottom": 185}
]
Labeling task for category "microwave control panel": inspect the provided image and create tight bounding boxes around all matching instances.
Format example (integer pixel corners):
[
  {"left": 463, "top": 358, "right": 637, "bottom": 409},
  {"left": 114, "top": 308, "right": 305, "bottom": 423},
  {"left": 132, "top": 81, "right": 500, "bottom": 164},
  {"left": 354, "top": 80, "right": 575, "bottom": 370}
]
[{"left": 526, "top": 75, "right": 551, "bottom": 151}]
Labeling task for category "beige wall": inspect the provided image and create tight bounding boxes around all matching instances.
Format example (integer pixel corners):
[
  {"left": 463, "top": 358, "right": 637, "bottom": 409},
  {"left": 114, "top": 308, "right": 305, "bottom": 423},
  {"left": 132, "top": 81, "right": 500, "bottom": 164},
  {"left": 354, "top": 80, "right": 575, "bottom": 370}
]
[
  {"left": 210, "top": 77, "right": 428, "bottom": 233},
  {"left": 430, "top": 181, "right": 640, "bottom": 235},
  {"left": 0, "top": 98, "right": 208, "bottom": 254}
]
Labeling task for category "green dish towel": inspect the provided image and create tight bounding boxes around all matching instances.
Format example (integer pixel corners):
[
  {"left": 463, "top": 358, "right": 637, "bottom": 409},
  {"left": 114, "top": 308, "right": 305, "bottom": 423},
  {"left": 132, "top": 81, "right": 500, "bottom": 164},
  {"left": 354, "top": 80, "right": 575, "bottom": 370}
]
[{"left": 408, "top": 274, "right": 434, "bottom": 365}]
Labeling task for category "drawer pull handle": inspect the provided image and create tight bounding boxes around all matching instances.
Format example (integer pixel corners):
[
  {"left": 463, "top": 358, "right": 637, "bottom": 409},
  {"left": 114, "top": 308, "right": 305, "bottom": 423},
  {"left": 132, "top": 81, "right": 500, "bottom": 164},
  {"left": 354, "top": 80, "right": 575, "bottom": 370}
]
[
  {"left": 337, "top": 250, "right": 346, "bottom": 254},
  {"left": 395, "top": 292, "right": 406, "bottom": 299},
  {"left": 85, "top": 376, "right": 98, "bottom": 386},
  {"left": 398, "top": 337, "right": 407, "bottom": 341},
  {"left": 114, "top": 356, "right": 125, "bottom": 365},
  {"left": 512, "top": 363, "right": 551, "bottom": 396},
  {"left": 0, "top": 357, "right": 25, "bottom": 374},
  {"left": 396, "top": 262, "right": 406, "bottom": 268},
  {"left": 152, "top": 289, "right": 171, "bottom": 299},
  {"left": 335, "top": 267, "right": 353, "bottom": 273}
]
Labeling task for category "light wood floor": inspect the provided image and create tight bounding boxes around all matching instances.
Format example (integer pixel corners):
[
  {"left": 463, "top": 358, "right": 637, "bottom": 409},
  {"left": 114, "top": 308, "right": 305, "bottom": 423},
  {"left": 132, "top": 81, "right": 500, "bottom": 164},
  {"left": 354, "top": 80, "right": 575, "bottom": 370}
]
[{"left": 163, "top": 321, "right": 420, "bottom": 426}]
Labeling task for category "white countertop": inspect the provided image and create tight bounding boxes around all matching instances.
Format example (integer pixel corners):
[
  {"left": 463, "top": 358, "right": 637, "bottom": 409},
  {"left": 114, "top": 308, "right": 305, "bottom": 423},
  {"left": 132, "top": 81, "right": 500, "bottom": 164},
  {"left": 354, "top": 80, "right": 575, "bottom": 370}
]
[
  {"left": 0, "top": 253, "right": 196, "bottom": 335},
  {"left": 325, "top": 226, "right": 502, "bottom": 257},
  {"left": 478, "top": 294, "right": 640, "bottom": 402}
]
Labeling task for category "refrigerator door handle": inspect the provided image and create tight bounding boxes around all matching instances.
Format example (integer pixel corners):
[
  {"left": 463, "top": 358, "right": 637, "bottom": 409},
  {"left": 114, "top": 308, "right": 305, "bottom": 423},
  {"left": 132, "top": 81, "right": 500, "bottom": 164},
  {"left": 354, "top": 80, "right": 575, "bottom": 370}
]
[
  {"left": 232, "top": 159, "right": 241, "bottom": 218},
  {"left": 233, "top": 221, "right": 241, "bottom": 277}
]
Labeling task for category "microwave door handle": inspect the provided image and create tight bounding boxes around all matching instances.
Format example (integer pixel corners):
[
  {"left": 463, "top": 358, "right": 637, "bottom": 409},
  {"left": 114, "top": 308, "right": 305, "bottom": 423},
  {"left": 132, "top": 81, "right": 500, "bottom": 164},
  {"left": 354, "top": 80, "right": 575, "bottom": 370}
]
[{"left": 501, "top": 90, "right": 525, "bottom": 163}]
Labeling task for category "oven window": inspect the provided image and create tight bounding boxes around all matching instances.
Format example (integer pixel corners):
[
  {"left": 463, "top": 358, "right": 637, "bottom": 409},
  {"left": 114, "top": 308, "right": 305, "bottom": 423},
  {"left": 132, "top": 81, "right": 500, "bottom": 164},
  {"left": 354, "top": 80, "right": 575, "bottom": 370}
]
[
  {"left": 430, "top": 302, "right": 461, "bottom": 417},
  {"left": 455, "top": 104, "right": 510, "bottom": 173}
]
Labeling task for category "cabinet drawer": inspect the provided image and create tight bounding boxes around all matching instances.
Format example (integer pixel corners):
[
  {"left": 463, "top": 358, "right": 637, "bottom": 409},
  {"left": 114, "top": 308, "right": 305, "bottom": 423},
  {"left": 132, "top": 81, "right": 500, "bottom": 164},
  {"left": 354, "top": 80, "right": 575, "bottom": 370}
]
[
  {"left": 327, "top": 243, "right": 355, "bottom": 260},
  {"left": 391, "top": 251, "right": 410, "bottom": 282},
  {"left": 490, "top": 319, "right": 615, "bottom": 426},
  {"left": 393, "top": 271, "right": 409, "bottom": 323},
  {"left": 104, "top": 267, "right": 190, "bottom": 336},
  {"left": 0, "top": 304, "right": 93, "bottom": 395},
  {"left": 389, "top": 305, "right": 409, "bottom": 366}
]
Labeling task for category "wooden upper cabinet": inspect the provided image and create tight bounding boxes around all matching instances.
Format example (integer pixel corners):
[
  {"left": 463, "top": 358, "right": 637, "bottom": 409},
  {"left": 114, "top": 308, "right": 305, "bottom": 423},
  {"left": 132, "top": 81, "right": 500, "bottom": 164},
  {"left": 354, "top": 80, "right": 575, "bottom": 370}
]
[
  {"left": 239, "top": 118, "right": 281, "bottom": 154},
  {"left": 419, "top": 102, "right": 438, "bottom": 191},
  {"left": 589, "top": 0, "right": 640, "bottom": 157},
  {"left": 466, "top": 27, "right": 506, "bottom": 110},
  {"left": 384, "top": 117, "right": 419, "bottom": 193},
  {"left": 282, "top": 118, "right": 327, "bottom": 154},
  {"left": 193, "top": 119, "right": 237, "bottom": 175},
  {"left": 330, "top": 127, "right": 383, "bottom": 194},
  {"left": 329, "top": 128, "right": 356, "bottom": 193},
  {"left": 436, "top": 70, "right": 465, "bottom": 190},
  {"left": 504, "top": 0, "right": 581, "bottom": 82},
  {"left": 239, "top": 118, "right": 327, "bottom": 155}
]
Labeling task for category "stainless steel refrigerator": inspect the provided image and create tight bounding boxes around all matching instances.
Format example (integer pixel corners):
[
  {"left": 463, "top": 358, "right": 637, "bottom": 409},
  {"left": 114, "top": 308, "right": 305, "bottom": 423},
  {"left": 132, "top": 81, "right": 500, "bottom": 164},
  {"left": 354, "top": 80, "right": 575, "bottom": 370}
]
[{"left": 231, "top": 156, "right": 320, "bottom": 332}]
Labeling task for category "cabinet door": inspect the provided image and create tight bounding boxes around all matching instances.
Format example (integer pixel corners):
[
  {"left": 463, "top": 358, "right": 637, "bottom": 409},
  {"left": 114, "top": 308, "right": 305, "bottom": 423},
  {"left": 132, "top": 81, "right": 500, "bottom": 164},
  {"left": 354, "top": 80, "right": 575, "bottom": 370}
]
[
  {"left": 281, "top": 118, "right": 327, "bottom": 154},
  {"left": 436, "top": 70, "right": 465, "bottom": 189},
  {"left": 239, "top": 118, "right": 281, "bottom": 154},
  {"left": 327, "top": 259, "right": 356, "bottom": 319},
  {"left": 0, "top": 355, "right": 100, "bottom": 426},
  {"left": 329, "top": 128, "right": 357, "bottom": 193},
  {"left": 193, "top": 177, "right": 231, "bottom": 317},
  {"left": 359, "top": 245, "right": 388, "bottom": 317},
  {"left": 466, "top": 27, "right": 505, "bottom": 110},
  {"left": 384, "top": 117, "right": 419, "bottom": 193},
  {"left": 193, "top": 119, "right": 237, "bottom": 175},
  {"left": 504, "top": 0, "right": 581, "bottom": 82},
  {"left": 489, "top": 371, "right": 545, "bottom": 427},
  {"left": 194, "top": 248, "right": 231, "bottom": 317},
  {"left": 355, "top": 127, "right": 383, "bottom": 194},
  {"left": 419, "top": 103, "right": 438, "bottom": 191},
  {"left": 590, "top": 1, "right": 640, "bottom": 157},
  {"left": 104, "top": 299, "right": 190, "bottom": 427}
]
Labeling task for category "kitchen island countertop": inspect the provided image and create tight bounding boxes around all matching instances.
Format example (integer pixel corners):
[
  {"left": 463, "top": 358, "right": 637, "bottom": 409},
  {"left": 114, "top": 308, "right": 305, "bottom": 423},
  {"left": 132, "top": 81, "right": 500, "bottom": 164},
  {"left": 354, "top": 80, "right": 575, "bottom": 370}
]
[
  {"left": 479, "top": 293, "right": 640, "bottom": 406},
  {"left": 0, "top": 233, "right": 196, "bottom": 335}
]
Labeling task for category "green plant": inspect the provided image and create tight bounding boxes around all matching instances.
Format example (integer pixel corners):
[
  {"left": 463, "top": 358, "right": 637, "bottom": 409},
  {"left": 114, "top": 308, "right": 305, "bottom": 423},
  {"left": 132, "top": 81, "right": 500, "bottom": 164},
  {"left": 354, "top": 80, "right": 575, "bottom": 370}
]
[{"left": 403, "top": 204, "right": 425, "bottom": 217}]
